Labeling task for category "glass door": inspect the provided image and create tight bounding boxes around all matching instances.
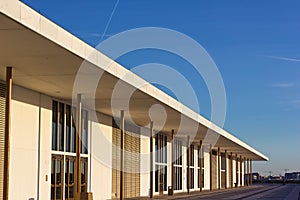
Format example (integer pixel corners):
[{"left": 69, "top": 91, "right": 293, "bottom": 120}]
[{"left": 51, "top": 155, "right": 63, "bottom": 200}]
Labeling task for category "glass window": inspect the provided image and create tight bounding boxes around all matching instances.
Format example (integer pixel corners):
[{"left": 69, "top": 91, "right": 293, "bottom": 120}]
[
  {"left": 58, "top": 103, "right": 64, "bottom": 151},
  {"left": 51, "top": 100, "right": 89, "bottom": 199},
  {"left": 65, "top": 156, "right": 75, "bottom": 199},
  {"left": 155, "top": 134, "right": 167, "bottom": 164},
  {"left": 71, "top": 107, "right": 76, "bottom": 153},
  {"left": 81, "top": 158, "right": 88, "bottom": 192},
  {"left": 155, "top": 165, "right": 158, "bottom": 192},
  {"left": 174, "top": 139, "right": 183, "bottom": 191},
  {"left": 66, "top": 105, "right": 71, "bottom": 152},
  {"left": 189, "top": 144, "right": 195, "bottom": 189},
  {"left": 81, "top": 110, "right": 88, "bottom": 154},
  {"left": 190, "top": 145, "right": 194, "bottom": 166},
  {"left": 174, "top": 166, "right": 182, "bottom": 190},
  {"left": 221, "top": 153, "right": 226, "bottom": 170},
  {"left": 155, "top": 134, "right": 168, "bottom": 193},
  {"left": 190, "top": 168, "right": 194, "bottom": 189},
  {"left": 52, "top": 101, "right": 58, "bottom": 150},
  {"left": 51, "top": 156, "right": 63, "bottom": 200}
]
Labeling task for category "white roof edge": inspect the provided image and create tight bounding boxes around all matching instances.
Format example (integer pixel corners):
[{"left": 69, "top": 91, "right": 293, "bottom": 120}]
[{"left": 0, "top": 0, "right": 268, "bottom": 161}]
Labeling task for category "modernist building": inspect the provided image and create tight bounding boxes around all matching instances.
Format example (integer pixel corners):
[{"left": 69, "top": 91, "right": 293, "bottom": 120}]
[{"left": 0, "top": 1, "right": 268, "bottom": 200}]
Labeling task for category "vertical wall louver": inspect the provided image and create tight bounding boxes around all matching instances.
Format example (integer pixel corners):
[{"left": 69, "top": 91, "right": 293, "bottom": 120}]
[
  {"left": 0, "top": 82, "right": 6, "bottom": 200},
  {"left": 112, "top": 123, "right": 140, "bottom": 199}
]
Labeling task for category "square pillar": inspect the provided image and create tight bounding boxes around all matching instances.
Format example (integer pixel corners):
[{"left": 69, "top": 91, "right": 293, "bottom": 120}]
[
  {"left": 209, "top": 145, "right": 212, "bottom": 191},
  {"left": 217, "top": 147, "right": 220, "bottom": 190},
  {"left": 235, "top": 154, "right": 238, "bottom": 187},
  {"left": 244, "top": 157, "right": 247, "bottom": 186},
  {"left": 171, "top": 129, "right": 175, "bottom": 196},
  {"left": 149, "top": 122, "right": 154, "bottom": 198},
  {"left": 250, "top": 160, "right": 253, "bottom": 185},
  {"left": 75, "top": 94, "right": 82, "bottom": 200},
  {"left": 224, "top": 150, "right": 227, "bottom": 189},
  {"left": 231, "top": 153, "right": 233, "bottom": 188},
  {"left": 186, "top": 136, "right": 190, "bottom": 194},
  {"left": 120, "top": 110, "right": 125, "bottom": 200},
  {"left": 4, "top": 67, "right": 12, "bottom": 200},
  {"left": 199, "top": 141, "right": 203, "bottom": 192}
]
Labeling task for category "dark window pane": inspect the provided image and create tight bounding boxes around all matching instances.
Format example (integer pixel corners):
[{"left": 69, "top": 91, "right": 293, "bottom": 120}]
[
  {"left": 155, "top": 135, "right": 158, "bottom": 162},
  {"left": 58, "top": 103, "right": 64, "bottom": 151},
  {"left": 51, "top": 187, "right": 55, "bottom": 200},
  {"left": 164, "top": 166, "right": 167, "bottom": 191},
  {"left": 56, "top": 159, "right": 61, "bottom": 184},
  {"left": 190, "top": 145, "right": 194, "bottom": 166},
  {"left": 51, "top": 159, "right": 55, "bottom": 184},
  {"left": 164, "top": 136, "right": 167, "bottom": 164},
  {"left": 71, "top": 107, "right": 76, "bottom": 153},
  {"left": 198, "top": 169, "right": 200, "bottom": 188},
  {"left": 175, "top": 166, "right": 182, "bottom": 191},
  {"left": 66, "top": 105, "right": 71, "bottom": 152},
  {"left": 81, "top": 110, "right": 88, "bottom": 154},
  {"left": 56, "top": 187, "right": 61, "bottom": 199},
  {"left": 70, "top": 160, "right": 74, "bottom": 183},
  {"left": 52, "top": 101, "right": 58, "bottom": 150},
  {"left": 221, "top": 153, "right": 226, "bottom": 170},
  {"left": 202, "top": 149, "right": 204, "bottom": 168},
  {"left": 190, "top": 168, "right": 194, "bottom": 189},
  {"left": 70, "top": 186, "right": 74, "bottom": 198},
  {"left": 202, "top": 169, "right": 204, "bottom": 188},
  {"left": 65, "top": 186, "right": 69, "bottom": 199},
  {"left": 155, "top": 165, "right": 158, "bottom": 192},
  {"left": 81, "top": 158, "right": 87, "bottom": 192},
  {"left": 65, "top": 160, "right": 69, "bottom": 184}
]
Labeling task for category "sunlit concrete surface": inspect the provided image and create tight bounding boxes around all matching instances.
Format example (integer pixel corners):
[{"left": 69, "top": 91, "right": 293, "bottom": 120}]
[{"left": 146, "top": 184, "right": 300, "bottom": 200}]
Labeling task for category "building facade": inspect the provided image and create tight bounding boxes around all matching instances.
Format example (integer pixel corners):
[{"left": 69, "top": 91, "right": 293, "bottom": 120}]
[{"left": 0, "top": 1, "right": 268, "bottom": 200}]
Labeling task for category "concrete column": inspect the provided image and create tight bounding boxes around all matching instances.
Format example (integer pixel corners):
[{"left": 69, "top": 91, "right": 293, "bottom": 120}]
[
  {"left": 210, "top": 145, "right": 212, "bottom": 191},
  {"left": 240, "top": 156, "right": 243, "bottom": 186},
  {"left": 199, "top": 140, "right": 203, "bottom": 192},
  {"left": 149, "top": 121, "right": 154, "bottom": 198},
  {"left": 244, "top": 157, "right": 247, "bottom": 186},
  {"left": 4, "top": 67, "right": 12, "bottom": 200},
  {"left": 120, "top": 110, "right": 125, "bottom": 200},
  {"left": 250, "top": 160, "right": 253, "bottom": 185},
  {"left": 231, "top": 153, "right": 233, "bottom": 188},
  {"left": 235, "top": 154, "right": 238, "bottom": 187},
  {"left": 186, "top": 136, "right": 190, "bottom": 194},
  {"left": 171, "top": 129, "right": 175, "bottom": 196},
  {"left": 75, "top": 94, "right": 82, "bottom": 200},
  {"left": 240, "top": 157, "right": 243, "bottom": 187},
  {"left": 225, "top": 150, "right": 227, "bottom": 189},
  {"left": 217, "top": 147, "right": 220, "bottom": 190}
]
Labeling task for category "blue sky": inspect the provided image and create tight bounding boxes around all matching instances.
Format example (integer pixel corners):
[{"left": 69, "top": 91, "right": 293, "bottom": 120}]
[{"left": 21, "top": 0, "right": 300, "bottom": 176}]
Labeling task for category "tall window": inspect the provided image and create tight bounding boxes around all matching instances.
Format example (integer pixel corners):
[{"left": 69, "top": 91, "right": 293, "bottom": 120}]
[
  {"left": 189, "top": 145, "right": 195, "bottom": 189},
  {"left": 221, "top": 153, "right": 226, "bottom": 188},
  {"left": 197, "top": 145, "right": 204, "bottom": 188},
  {"left": 51, "top": 100, "right": 88, "bottom": 200},
  {"left": 155, "top": 134, "right": 167, "bottom": 193},
  {"left": 51, "top": 155, "right": 63, "bottom": 200},
  {"left": 174, "top": 139, "right": 182, "bottom": 190}
]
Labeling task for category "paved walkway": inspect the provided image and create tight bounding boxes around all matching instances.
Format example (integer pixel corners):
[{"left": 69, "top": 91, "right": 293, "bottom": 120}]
[{"left": 129, "top": 184, "right": 300, "bottom": 200}]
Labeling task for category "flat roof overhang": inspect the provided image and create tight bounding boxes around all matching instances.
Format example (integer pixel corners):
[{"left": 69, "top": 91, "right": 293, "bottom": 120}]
[{"left": 0, "top": 0, "right": 268, "bottom": 161}]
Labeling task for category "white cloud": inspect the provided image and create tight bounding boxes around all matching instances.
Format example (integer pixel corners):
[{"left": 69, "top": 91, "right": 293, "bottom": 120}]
[
  {"left": 80, "top": 33, "right": 113, "bottom": 38},
  {"left": 267, "top": 55, "right": 300, "bottom": 62},
  {"left": 290, "top": 100, "right": 300, "bottom": 104},
  {"left": 271, "top": 83, "right": 294, "bottom": 88}
]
